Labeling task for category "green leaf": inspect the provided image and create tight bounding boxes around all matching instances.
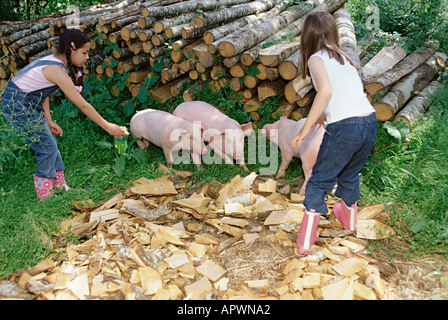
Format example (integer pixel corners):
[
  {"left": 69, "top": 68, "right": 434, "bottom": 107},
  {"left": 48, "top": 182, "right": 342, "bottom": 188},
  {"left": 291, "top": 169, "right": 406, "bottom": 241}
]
[
  {"left": 79, "top": 168, "right": 96, "bottom": 175},
  {"left": 410, "top": 219, "right": 427, "bottom": 233},
  {"left": 137, "top": 87, "right": 148, "bottom": 103},
  {"left": 123, "top": 100, "right": 136, "bottom": 117},
  {"left": 112, "top": 157, "right": 126, "bottom": 177},
  {"left": 383, "top": 120, "right": 409, "bottom": 141},
  {"left": 95, "top": 141, "right": 114, "bottom": 149},
  {"left": 132, "top": 148, "right": 147, "bottom": 164},
  {"left": 246, "top": 65, "right": 261, "bottom": 76},
  {"left": 152, "top": 60, "right": 164, "bottom": 73}
]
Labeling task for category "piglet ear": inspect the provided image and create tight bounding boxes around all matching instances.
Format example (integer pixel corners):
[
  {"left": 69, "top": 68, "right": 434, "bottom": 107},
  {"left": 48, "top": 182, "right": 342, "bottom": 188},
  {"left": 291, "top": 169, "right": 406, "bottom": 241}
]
[
  {"left": 240, "top": 122, "right": 253, "bottom": 135},
  {"left": 280, "top": 116, "right": 287, "bottom": 120}
]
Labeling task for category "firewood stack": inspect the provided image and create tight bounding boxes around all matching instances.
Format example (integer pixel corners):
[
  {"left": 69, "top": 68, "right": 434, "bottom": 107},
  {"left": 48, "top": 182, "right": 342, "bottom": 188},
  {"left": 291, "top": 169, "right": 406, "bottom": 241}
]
[{"left": 1, "top": 0, "right": 446, "bottom": 127}]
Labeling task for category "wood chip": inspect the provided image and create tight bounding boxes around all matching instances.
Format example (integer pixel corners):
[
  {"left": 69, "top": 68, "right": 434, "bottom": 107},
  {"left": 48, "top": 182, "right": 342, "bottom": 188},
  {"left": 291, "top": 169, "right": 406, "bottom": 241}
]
[
  {"left": 196, "top": 260, "right": 227, "bottom": 282},
  {"left": 184, "top": 276, "right": 213, "bottom": 300},
  {"left": 332, "top": 258, "right": 369, "bottom": 277},
  {"left": 139, "top": 266, "right": 163, "bottom": 295},
  {"left": 258, "top": 179, "right": 277, "bottom": 193},
  {"left": 357, "top": 203, "right": 385, "bottom": 220},
  {"left": 356, "top": 219, "right": 395, "bottom": 240},
  {"left": 89, "top": 208, "right": 120, "bottom": 223},
  {"left": 164, "top": 252, "right": 189, "bottom": 269},
  {"left": 321, "top": 278, "right": 353, "bottom": 300},
  {"left": 130, "top": 179, "right": 178, "bottom": 195}
]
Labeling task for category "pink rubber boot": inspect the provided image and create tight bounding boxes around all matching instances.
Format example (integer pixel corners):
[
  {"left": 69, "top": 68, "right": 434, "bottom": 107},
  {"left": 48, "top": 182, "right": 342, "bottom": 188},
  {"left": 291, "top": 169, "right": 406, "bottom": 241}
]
[
  {"left": 333, "top": 200, "right": 357, "bottom": 232},
  {"left": 53, "top": 170, "right": 71, "bottom": 191},
  {"left": 296, "top": 209, "right": 321, "bottom": 255},
  {"left": 34, "top": 175, "right": 54, "bottom": 201}
]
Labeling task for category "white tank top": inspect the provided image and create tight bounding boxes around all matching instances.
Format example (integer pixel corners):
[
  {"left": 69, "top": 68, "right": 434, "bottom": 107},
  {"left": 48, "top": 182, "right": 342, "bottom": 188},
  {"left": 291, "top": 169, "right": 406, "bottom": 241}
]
[
  {"left": 13, "top": 55, "right": 65, "bottom": 93},
  {"left": 309, "top": 50, "right": 375, "bottom": 125}
]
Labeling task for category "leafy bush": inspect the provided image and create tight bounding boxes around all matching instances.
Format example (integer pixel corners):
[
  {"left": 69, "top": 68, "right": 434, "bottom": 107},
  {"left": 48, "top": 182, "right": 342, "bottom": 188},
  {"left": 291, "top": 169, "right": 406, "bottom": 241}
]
[{"left": 347, "top": 0, "right": 448, "bottom": 53}]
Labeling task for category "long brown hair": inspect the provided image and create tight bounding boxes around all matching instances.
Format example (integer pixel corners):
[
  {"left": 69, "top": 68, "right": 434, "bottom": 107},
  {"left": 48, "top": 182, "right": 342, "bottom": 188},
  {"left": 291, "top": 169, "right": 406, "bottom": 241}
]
[{"left": 300, "top": 11, "right": 355, "bottom": 79}]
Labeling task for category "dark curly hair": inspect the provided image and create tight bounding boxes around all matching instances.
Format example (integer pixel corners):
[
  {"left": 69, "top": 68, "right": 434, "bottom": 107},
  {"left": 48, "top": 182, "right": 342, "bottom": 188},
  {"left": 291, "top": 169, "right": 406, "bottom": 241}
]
[{"left": 57, "top": 29, "right": 90, "bottom": 88}]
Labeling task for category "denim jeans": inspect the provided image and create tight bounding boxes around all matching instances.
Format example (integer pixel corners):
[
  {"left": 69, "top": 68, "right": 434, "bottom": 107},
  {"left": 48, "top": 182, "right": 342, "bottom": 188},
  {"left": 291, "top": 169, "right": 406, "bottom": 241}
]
[
  {"left": 304, "top": 112, "right": 378, "bottom": 214},
  {"left": 1, "top": 59, "right": 67, "bottom": 179}
]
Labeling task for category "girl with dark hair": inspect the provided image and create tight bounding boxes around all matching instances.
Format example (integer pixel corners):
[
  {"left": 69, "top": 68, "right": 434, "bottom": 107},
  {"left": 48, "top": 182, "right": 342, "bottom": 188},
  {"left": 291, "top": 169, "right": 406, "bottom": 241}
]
[
  {"left": 1, "top": 28, "right": 125, "bottom": 201},
  {"left": 291, "top": 12, "right": 378, "bottom": 254}
]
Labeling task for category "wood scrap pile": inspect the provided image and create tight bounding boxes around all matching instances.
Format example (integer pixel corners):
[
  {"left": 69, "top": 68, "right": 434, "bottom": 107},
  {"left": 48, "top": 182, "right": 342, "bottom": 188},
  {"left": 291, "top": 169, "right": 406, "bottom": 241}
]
[
  {"left": 1, "top": 0, "right": 446, "bottom": 126},
  {"left": 2, "top": 165, "right": 397, "bottom": 300}
]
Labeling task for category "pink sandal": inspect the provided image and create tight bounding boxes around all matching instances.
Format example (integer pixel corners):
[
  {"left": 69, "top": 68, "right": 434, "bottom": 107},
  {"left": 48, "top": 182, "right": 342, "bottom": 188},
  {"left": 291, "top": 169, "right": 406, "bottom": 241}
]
[
  {"left": 333, "top": 201, "right": 357, "bottom": 232},
  {"left": 297, "top": 209, "right": 321, "bottom": 254}
]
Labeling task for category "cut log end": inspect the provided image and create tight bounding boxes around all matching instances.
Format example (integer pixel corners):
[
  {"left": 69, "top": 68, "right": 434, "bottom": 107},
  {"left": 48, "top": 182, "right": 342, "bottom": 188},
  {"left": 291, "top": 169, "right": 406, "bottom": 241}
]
[
  {"left": 392, "top": 116, "right": 411, "bottom": 128},
  {"left": 365, "top": 82, "right": 384, "bottom": 96},
  {"left": 240, "top": 53, "right": 254, "bottom": 67},
  {"left": 203, "top": 31, "right": 214, "bottom": 45},
  {"left": 373, "top": 103, "right": 395, "bottom": 122},
  {"left": 217, "top": 41, "right": 236, "bottom": 58},
  {"left": 278, "top": 61, "right": 298, "bottom": 80}
]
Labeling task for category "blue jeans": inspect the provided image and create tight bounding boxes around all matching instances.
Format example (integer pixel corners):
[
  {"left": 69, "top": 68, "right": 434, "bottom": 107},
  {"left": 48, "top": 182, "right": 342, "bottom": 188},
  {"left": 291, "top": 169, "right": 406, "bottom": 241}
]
[
  {"left": 2, "top": 80, "right": 65, "bottom": 179},
  {"left": 304, "top": 113, "right": 378, "bottom": 214}
]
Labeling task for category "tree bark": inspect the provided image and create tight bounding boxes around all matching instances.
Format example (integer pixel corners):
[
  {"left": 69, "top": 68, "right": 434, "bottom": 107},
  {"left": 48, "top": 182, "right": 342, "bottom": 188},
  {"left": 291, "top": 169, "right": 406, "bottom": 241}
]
[
  {"left": 365, "top": 43, "right": 437, "bottom": 96},
  {"left": 98, "top": 1, "right": 142, "bottom": 26},
  {"left": 393, "top": 81, "right": 444, "bottom": 128},
  {"left": 165, "top": 23, "right": 189, "bottom": 38},
  {"left": 206, "top": 1, "right": 289, "bottom": 54},
  {"left": 142, "top": 0, "right": 252, "bottom": 17},
  {"left": 18, "top": 40, "right": 47, "bottom": 60},
  {"left": 373, "top": 52, "right": 446, "bottom": 121},
  {"left": 362, "top": 42, "right": 408, "bottom": 82},
  {"left": 218, "top": 3, "right": 312, "bottom": 58},
  {"left": 120, "top": 21, "right": 140, "bottom": 41},
  {"left": 138, "top": 29, "right": 156, "bottom": 42},
  {"left": 203, "top": 13, "right": 263, "bottom": 45},
  {"left": 333, "top": 6, "right": 364, "bottom": 82},
  {"left": 154, "top": 12, "right": 199, "bottom": 34},
  {"left": 195, "top": 0, "right": 282, "bottom": 28},
  {"left": 170, "top": 77, "right": 192, "bottom": 95},
  {"left": 258, "top": 39, "right": 300, "bottom": 67},
  {"left": 238, "top": 0, "right": 348, "bottom": 65}
]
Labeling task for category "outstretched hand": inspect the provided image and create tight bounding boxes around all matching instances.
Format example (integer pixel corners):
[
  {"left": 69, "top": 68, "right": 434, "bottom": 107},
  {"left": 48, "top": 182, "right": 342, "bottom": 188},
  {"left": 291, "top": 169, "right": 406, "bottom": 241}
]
[{"left": 105, "top": 122, "right": 126, "bottom": 137}]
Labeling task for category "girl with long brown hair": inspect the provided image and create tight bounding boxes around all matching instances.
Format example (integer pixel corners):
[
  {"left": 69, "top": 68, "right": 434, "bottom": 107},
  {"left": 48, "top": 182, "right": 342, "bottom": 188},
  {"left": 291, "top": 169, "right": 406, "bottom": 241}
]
[{"left": 292, "top": 11, "right": 378, "bottom": 254}]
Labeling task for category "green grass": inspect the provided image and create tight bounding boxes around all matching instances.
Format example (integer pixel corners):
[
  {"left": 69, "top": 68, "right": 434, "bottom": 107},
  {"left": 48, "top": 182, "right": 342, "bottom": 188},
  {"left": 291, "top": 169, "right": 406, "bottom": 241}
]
[{"left": 360, "top": 87, "right": 448, "bottom": 255}]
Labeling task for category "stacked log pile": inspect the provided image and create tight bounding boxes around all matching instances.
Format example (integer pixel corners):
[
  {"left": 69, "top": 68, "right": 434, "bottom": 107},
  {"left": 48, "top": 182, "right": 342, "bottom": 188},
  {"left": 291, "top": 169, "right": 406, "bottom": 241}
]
[
  {"left": 1, "top": 166, "right": 397, "bottom": 300},
  {"left": 1, "top": 0, "right": 446, "bottom": 127}
]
